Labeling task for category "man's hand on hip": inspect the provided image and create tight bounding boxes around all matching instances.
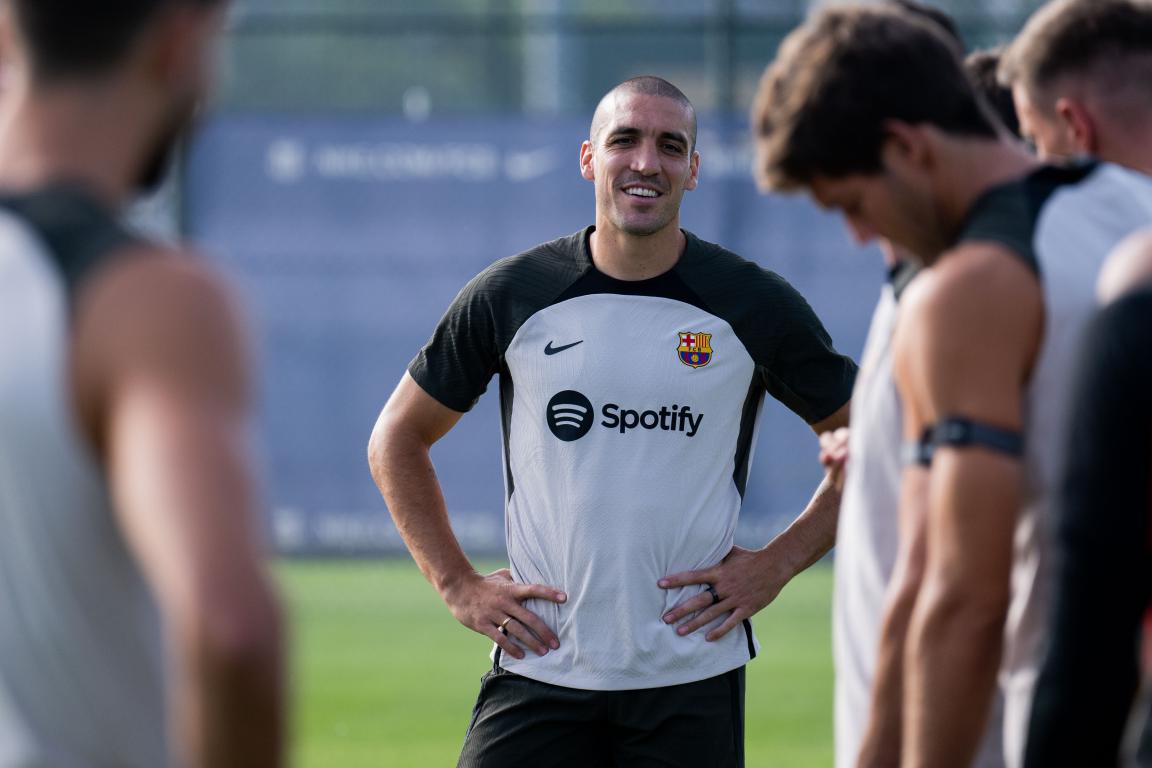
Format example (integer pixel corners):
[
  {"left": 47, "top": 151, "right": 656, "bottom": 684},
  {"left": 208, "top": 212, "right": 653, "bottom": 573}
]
[
  {"left": 657, "top": 546, "right": 786, "bottom": 642},
  {"left": 443, "top": 568, "right": 567, "bottom": 660}
]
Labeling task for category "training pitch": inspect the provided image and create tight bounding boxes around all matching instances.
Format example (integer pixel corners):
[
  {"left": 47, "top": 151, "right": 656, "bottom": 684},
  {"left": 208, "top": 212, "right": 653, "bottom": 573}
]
[{"left": 280, "top": 559, "right": 834, "bottom": 767}]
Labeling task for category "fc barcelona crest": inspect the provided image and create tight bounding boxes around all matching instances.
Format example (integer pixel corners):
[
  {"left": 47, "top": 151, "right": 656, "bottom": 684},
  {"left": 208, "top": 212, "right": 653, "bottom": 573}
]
[{"left": 677, "top": 331, "right": 713, "bottom": 369}]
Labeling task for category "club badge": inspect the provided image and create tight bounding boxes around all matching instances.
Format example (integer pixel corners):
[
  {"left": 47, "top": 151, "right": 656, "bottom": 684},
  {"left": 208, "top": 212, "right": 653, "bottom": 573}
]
[{"left": 677, "top": 331, "right": 713, "bottom": 369}]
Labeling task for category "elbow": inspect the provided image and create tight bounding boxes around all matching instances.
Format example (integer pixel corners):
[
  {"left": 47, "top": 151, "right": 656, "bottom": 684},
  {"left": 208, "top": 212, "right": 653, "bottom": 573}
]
[
  {"left": 366, "top": 410, "right": 408, "bottom": 483},
  {"left": 914, "top": 575, "right": 1010, "bottom": 649},
  {"left": 186, "top": 582, "right": 284, "bottom": 680},
  {"left": 367, "top": 414, "right": 396, "bottom": 485}
]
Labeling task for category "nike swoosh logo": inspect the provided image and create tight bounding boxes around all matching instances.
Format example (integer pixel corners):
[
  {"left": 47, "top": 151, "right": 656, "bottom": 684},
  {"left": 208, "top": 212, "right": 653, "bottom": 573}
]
[{"left": 544, "top": 340, "right": 584, "bottom": 355}]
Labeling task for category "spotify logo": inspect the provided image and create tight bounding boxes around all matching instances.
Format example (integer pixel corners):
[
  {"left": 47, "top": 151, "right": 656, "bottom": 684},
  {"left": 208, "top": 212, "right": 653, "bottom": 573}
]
[{"left": 546, "top": 390, "right": 594, "bottom": 442}]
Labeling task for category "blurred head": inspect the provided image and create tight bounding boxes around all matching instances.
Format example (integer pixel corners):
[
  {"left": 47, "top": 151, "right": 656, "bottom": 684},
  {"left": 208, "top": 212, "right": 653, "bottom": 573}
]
[
  {"left": 753, "top": 6, "right": 997, "bottom": 261},
  {"left": 886, "top": 0, "right": 964, "bottom": 50},
  {"left": 965, "top": 48, "right": 1021, "bottom": 139},
  {"left": 7, "top": 0, "right": 228, "bottom": 192},
  {"left": 581, "top": 77, "right": 700, "bottom": 238},
  {"left": 999, "top": 0, "right": 1152, "bottom": 162}
]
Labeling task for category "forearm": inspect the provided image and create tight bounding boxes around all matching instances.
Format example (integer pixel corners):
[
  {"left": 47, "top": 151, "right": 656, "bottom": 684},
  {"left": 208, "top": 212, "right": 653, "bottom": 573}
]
[
  {"left": 857, "top": 575, "right": 920, "bottom": 767},
  {"left": 369, "top": 425, "right": 476, "bottom": 594},
  {"left": 763, "top": 475, "right": 840, "bottom": 579},
  {"left": 177, "top": 587, "right": 284, "bottom": 768},
  {"left": 904, "top": 586, "right": 1006, "bottom": 768}
]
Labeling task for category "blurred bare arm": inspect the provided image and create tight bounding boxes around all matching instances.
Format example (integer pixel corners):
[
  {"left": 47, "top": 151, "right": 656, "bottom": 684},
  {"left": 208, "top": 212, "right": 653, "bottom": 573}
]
[
  {"left": 856, "top": 461, "right": 929, "bottom": 768},
  {"left": 899, "top": 246, "right": 1041, "bottom": 768},
  {"left": 75, "top": 251, "right": 284, "bottom": 768}
]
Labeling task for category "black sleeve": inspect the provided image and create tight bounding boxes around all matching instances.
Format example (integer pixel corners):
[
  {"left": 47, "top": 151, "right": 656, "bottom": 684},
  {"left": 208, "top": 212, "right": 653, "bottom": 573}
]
[
  {"left": 1024, "top": 290, "right": 1152, "bottom": 768},
  {"left": 408, "top": 269, "right": 503, "bottom": 413},
  {"left": 755, "top": 278, "right": 857, "bottom": 424},
  {"left": 676, "top": 244, "right": 857, "bottom": 425},
  {"left": 407, "top": 234, "right": 589, "bottom": 413}
]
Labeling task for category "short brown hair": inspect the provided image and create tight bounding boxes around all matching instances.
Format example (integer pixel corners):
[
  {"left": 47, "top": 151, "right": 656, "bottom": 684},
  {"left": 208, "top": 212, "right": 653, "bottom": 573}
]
[
  {"left": 999, "top": 0, "right": 1152, "bottom": 103},
  {"left": 11, "top": 0, "right": 224, "bottom": 82},
  {"left": 753, "top": 6, "right": 996, "bottom": 191}
]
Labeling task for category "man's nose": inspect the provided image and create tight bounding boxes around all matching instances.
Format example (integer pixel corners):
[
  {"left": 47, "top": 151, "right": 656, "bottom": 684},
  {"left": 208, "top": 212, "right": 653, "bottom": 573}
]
[
  {"left": 630, "top": 140, "right": 660, "bottom": 175},
  {"left": 846, "top": 217, "right": 877, "bottom": 246}
]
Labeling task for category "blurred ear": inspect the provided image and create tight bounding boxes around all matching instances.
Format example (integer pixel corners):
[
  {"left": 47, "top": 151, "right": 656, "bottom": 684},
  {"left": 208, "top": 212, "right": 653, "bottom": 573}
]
[
  {"left": 1054, "top": 97, "right": 1097, "bottom": 155},
  {"left": 139, "top": 2, "right": 224, "bottom": 96},
  {"left": 579, "top": 140, "right": 595, "bottom": 181},
  {"left": 881, "top": 119, "right": 933, "bottom": 174}
]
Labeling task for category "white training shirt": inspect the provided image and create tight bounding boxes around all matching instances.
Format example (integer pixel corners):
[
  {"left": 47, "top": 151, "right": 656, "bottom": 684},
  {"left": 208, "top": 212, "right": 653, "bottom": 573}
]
[{"left": 411, "top": 227, "right": 857, "bottom": 690}]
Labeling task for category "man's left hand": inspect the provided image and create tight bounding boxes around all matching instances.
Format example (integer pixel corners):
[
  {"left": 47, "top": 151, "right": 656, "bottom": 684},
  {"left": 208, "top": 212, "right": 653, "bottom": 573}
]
[{"left": 658, "top": 546, "right": 788, "bottom": 642}]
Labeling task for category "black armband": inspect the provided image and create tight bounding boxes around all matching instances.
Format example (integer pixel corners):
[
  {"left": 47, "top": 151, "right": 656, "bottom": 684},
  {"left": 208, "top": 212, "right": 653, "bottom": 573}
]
[
  {"left": 902, "top": 426, "right": 935, "bottom": 467},
  {"left": 930, "top": 417, "right": 1024, "bottom": 458}
]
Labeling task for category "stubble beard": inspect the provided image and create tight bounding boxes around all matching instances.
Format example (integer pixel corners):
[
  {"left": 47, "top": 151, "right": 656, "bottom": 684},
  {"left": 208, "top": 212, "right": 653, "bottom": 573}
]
[{"left": 135, "top": 98, "right": 198, "bottom": 196}]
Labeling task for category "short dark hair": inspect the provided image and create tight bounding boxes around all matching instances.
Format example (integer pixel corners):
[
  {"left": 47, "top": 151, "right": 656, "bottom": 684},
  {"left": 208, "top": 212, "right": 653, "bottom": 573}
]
[
  {"left": 999, "top": 0, "right": 1152, "bottom": 103},
  {"left": 965, "top": 48, "right": 1021, "bottom": 138},
  {"left": 10, "top": 0, "right": 223, "bottom": 82},
  {"left": 591, "top": 76, "right": 698, "bottom": 150},
  {"left": 886, "top": 0, "right": 964, "bottom": 50},
  {"left": 753, "top": 6, "right": 997, "bottom": 191}
]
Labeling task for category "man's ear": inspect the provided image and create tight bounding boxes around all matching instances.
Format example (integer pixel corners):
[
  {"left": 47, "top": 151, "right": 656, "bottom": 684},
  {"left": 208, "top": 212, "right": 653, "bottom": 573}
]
[
  {"left": 684, "top": 150, "right": 700, "bottom": 191},
  {"left": 137, "top": 2, "right": 221, "bottom": 94},
  {"left": 580, "top": 140, "right": 595, "bottom": 181},
  {"left": 881, "top": 119, "right": 933, "bottom": 173},
  {"left": 1055, "top": 96, "right": 1097, "bottom": 155}
]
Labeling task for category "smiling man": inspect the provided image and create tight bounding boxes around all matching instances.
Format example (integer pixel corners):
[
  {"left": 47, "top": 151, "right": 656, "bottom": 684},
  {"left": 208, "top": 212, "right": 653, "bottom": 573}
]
[{"left": 368, "top": 76, "right": 855, "bottom": 767}]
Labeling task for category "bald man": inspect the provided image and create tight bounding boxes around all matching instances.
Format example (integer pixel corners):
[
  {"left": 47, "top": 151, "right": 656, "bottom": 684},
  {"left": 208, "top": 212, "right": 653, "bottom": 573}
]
[{"left": 368, "top": 76, "right": 856, "bottom": 767}]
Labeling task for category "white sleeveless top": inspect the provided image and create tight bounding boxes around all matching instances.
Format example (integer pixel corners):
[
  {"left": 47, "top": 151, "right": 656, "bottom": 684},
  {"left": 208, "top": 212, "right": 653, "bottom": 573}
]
[{"left": 0, "top": 189, "right": 168, "bottom": 767}]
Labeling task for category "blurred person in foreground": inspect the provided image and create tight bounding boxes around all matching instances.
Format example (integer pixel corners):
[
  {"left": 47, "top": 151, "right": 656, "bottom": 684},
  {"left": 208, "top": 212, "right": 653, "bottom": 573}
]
[
  {"left": 0, "top": 1, "right": 284, "bottom": 766},
  {"left": 1023, "top": 231, "right": 1152, "bottom": 768},
  {"left": 821, "top": 4, "right": 1016, "bottom": 767},
  {"left": 368, "top": 75, "right": 856, "bottom": 767},
  {"left": 754, "top": 5, "right": 1152, "bottom": 767},
  {"left": 992, "top": 3, "right": 1152, "bottom": 764}
]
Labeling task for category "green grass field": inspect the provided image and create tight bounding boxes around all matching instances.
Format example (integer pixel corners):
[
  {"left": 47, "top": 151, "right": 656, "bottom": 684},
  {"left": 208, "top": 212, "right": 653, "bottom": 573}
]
[{"left": 278, "top": 560, "right": 834, "bottom": 767}]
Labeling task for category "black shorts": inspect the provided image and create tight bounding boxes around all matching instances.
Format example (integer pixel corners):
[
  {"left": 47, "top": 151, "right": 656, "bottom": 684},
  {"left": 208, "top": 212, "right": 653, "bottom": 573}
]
[{"left": 457, "top": 662, "right": 745, "bottom": 768}]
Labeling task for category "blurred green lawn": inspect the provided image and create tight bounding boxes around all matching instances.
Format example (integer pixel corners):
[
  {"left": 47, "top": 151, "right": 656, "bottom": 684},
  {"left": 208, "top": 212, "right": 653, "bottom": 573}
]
[{"left": 278, "top": 560, "right": 833, "bottom": 767}]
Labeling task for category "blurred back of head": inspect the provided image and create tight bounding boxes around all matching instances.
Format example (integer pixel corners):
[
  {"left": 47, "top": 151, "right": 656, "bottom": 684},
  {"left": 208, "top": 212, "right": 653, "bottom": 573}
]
[
  {"left": 999, "top": 0, "right": 1152, "bottom": 106},
  {"left": 9, "top": 0, "right": 223, "bottom": 83},
  {"left": 753, "top": 6, "right": 996, "bottom": 191},
  {"left": 965, "top": 48, "right": 1021, "bottom": 138},
  {"left": 886, "top": 0, "right": 964, "bottom": 51}
]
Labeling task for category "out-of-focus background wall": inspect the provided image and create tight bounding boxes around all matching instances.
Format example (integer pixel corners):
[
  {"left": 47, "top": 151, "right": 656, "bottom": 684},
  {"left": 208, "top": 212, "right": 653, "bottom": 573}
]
[{"left": 153, "top": 0, "right": 1043, "bottom": 557}]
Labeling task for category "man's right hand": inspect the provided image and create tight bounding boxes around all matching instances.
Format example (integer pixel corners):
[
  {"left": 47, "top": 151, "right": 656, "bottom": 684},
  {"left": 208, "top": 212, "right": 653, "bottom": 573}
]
[{"left": 443, "top": 568, "right": 567, "bottom": 660}]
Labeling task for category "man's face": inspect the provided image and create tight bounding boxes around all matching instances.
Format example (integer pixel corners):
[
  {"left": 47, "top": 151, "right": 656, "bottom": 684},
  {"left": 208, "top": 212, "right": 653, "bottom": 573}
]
[
  {"left": 810, "top": 169, "right": 946, "bottom": 266},
  {"left": 1012, "top": 83, "right": 1079, "bottom": 162},
  {"left": 580, "top": 92, "right": 699, "bottom": 238}
]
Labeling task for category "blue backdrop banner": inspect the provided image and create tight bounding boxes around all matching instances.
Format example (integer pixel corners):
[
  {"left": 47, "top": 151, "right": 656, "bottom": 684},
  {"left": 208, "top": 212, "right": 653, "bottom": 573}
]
[{"left": 185, "top": 113, "right": 879, "bottom": 556}]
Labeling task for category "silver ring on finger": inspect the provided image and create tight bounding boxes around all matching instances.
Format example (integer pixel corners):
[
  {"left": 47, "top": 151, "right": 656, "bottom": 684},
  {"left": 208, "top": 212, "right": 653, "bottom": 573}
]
[{"left": 705, "top": 585, "right": 721, "bottom": 605}]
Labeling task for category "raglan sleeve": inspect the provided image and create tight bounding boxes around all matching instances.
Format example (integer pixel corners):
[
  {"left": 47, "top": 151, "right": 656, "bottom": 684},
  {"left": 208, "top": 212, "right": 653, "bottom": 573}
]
[
  {"left": 755, "top": 274, "right": 858, "bottom": 425},
  {"left": 408, "top": 269, "right": 504, "bottom": 413}
]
